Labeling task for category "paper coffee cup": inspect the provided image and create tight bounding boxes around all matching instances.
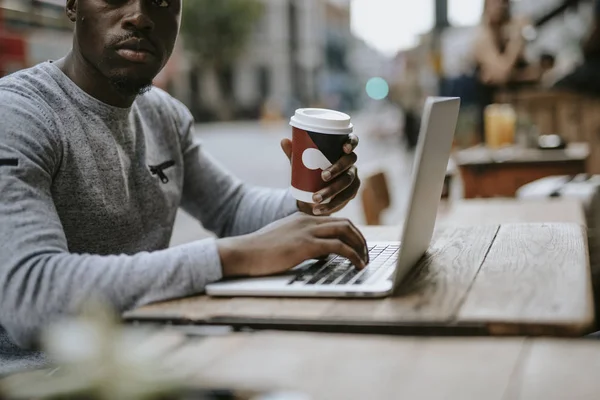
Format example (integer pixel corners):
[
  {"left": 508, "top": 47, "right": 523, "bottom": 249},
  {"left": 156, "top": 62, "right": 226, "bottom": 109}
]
[{"left": 289, "top": 108, "right": 353, "bottom": 204}]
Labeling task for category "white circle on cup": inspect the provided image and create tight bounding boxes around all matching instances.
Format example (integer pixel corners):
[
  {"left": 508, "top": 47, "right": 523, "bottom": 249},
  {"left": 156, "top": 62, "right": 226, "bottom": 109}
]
[{"left": 302, "top": 148, "right": 332, "bottom": 171}]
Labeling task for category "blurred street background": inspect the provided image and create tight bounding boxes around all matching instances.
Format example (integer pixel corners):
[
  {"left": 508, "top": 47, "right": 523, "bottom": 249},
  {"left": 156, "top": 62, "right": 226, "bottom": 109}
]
[{"left": 2, "top": 0, "right": 599, "bottom": 244}]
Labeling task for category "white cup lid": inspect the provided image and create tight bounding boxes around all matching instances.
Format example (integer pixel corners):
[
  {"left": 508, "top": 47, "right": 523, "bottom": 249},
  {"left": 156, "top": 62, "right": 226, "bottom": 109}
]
[{"left": 290, "top": 108, "right": 353, "bottom": 135}]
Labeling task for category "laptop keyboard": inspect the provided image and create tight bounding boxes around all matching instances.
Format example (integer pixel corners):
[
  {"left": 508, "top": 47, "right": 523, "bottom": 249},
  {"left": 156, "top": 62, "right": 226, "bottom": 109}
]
[{"left": 289, "top": 244, "right": 400, "bottom": 286}]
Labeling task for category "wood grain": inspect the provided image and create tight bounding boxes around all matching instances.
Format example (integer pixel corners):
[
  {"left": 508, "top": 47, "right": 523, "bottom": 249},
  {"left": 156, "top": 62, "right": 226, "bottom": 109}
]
[
  {"left": 459, "top": 223, "right": 595, "bottom": 335},
  {"left": 396, "top": 337, "right": 525, "bottom": 400},
  {"left": 515, "top": 339, "right": 600, "bottom": 399},
  {"left": 322, "top": 225, "right": 499, "bottom": 322},
  {"left": 161, "top": 334, "right": 250, "bottom": 382},
  {"left": 126, "top": 226, "right": 498, "bottom": 327},
  {"left": 125, "top": 222, "right": 593, "bottom": 337},
  {"left": 186, "top": 332, "right": 526, "bottom": 400},
  {"left": 458, "top": 162, "right": 587, "bottom": 199},
  {"left": 167, "top": 331, "right": 600, "bottom": 400},
  {"left": 436, "top": 199, "right": 586, "bottom": 228}
]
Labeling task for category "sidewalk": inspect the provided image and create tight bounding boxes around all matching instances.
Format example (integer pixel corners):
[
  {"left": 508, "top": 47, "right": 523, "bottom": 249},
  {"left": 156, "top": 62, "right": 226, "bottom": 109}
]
[{"left": 170, "top": 118, "right": 415, "bottom": 246}]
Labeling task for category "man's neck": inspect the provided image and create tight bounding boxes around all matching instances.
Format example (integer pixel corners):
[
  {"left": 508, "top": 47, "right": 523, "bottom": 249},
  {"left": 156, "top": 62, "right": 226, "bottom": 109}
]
[{"left": 55, "top": 51, "right": 136, "bottom": 109}]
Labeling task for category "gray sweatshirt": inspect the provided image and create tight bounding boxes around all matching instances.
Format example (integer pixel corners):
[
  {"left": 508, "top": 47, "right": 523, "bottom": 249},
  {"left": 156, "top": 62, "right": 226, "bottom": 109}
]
[{"left": 0, "top": 61, "right": 298, "bottom": 375}]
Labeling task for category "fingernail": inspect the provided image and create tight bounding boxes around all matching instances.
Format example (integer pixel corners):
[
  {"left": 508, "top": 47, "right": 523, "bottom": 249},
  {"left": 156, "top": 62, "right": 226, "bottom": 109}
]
[
  {"left": 313, "top": 194, "right": 323, "bottom": 204},
  {"left": 313, "top": 208, "right": 322, "bottom": 216},
  {"left": 344, "top": 144, "right": 353, "bottom": 153},
  {"left": 322, "top": 171, "right": 332, "bottom": 181}
]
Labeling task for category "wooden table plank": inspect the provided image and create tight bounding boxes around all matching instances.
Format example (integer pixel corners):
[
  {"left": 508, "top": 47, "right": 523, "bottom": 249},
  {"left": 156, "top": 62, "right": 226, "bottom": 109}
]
[
  {"left": 453, "top": 144, "right": 590, "bottom": 199},
  {"left": 166, "top": 331, "right": 600, "bottom": 400},
  {"left": 323, "top": 225, "right": 499, "bottom": 322},
  {"left": 183, "top": 332, "right": 526, "bottom": 400},
  {"left": 153, "top": 331, "right": 600, "bottom": 400},
  {"left": 459, "top": 223, "right": 595, "bottom": 335},
  {"left": 395, "top": 337, "right": 525, "bottom": 400},
  {"left": 516, "top": 340, "right": 600, "bottom": 399},
  {"left": 8, "top": 329, "right": 600, "bottom": 399},
  {"left": 436, "top": 199, "right": 586, "bottom": 227},
  {"left": 125, "top": 222, "right": 594, "bottom": 337},
  {"left": 453, "top": 143, "right": 590, "bottom": 165}
]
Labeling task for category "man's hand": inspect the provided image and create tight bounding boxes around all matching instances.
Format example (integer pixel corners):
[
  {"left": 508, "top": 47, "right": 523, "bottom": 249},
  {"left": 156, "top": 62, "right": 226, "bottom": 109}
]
[
  {"left": 217, "top": 213, "right": 369, "bottom": 278},
  {"left": 281, "top": 134, "right": 361, "bottom": 216}
]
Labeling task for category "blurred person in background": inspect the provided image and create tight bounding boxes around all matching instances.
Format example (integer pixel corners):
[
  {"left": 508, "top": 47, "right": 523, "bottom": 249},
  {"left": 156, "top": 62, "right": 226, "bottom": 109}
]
[
  {"left": 540, "top": 53, "right": 556, "bottom": 75},
  {"left": 473, "top": 0, "right": 542, "bottom": 141},
  {"left": 474, "top": 0, "right": 542, "bottom": 86},
  {"left": 554, "top": 0, "right": 600, "bottom": 96},
  {"left": 0, "top": 0, "right": 366, "bottom": 375}
]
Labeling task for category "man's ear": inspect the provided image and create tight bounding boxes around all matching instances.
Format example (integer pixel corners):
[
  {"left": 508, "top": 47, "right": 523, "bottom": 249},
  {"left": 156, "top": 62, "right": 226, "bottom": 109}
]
[{"left": 66, "top": 0, "right": 77, "bottom": 23}]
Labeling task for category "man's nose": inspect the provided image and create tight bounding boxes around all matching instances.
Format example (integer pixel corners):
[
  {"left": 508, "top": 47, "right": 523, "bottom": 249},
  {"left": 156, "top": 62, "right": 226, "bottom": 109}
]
[{"left": 121, "top": 0, "right": 155, "bottom": 32}]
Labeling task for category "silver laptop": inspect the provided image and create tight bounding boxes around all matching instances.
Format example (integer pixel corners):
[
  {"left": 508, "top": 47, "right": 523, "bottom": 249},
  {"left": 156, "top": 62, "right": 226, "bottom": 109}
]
[{"left": 206, "top": 97, "right": 461, "bottom": 298}]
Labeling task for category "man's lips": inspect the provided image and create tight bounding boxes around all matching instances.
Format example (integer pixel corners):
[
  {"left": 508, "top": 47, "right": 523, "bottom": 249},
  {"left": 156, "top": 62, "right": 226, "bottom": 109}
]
[
  {"left": 114, "top": 38, "right": 158, "bottom": 63},
  {"left": 115, "top": 48, "right": 156, "bottom": 63}
]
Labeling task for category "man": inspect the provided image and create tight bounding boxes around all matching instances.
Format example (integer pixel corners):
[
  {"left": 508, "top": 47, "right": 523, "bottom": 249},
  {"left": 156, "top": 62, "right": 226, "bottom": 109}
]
[{"left": 0, "top": 0, "right": 366, "bottom": 374}]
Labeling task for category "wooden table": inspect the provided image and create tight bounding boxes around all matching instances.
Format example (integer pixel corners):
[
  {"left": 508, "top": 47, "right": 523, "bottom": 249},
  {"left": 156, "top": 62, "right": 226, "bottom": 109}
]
[
  {"left": 436, "top": 198, "right": 587, "bottom": 228},
  {"left": 161, "top": 331, "right": 600, "bottom": 400},
  {"left": 126, "top": 222, "right": 595, "bottom": 337},
  {"left": 453, "top": 143, "right": 589, "bottom": 199}
]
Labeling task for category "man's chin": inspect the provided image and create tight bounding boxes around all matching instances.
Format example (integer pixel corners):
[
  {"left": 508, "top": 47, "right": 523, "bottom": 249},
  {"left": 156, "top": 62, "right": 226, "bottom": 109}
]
[{"left": 109, "top": 75, "right": 154, "bottom": 97}]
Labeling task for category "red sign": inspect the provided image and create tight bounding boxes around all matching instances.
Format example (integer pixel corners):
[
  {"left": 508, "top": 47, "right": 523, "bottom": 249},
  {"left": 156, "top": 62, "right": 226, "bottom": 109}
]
[{"left": 0, "top": 30, "right": 27, "bottom": 77}]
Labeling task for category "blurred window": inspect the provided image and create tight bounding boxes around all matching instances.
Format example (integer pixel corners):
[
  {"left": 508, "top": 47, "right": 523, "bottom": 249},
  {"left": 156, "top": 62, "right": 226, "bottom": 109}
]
[{"left": 449, "top": 0, "right": 484, "bottom": 26}]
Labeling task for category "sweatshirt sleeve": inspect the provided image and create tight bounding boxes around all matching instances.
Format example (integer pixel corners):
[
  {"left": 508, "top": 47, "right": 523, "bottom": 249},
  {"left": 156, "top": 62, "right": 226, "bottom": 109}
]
[
  {"left": 174, "top": 100, "right": 299, "bottom": 238},
  {"left": 0, "top": 92, "right": 222, "bottom": 350}
]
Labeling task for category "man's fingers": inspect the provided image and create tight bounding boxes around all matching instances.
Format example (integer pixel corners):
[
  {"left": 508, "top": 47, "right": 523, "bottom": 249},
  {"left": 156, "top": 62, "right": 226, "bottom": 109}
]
[
  {"left": 344, "top": 134, "right": 359, "bottom": 154},
  {"left": 310, "top": 218, "right": 369, "bottom": 264},
  {"left": 309, "top": 215, "right": 367, "bottom": 246},
  {"left": 314, "top": 239, "right": 366, "bottom": 270},
  {"left": 312, "top": 222, "right": 368, "bottom": 264},
  {"left": 322, "top": 153, "right": 357, "bottom": 182},
  {"left": 313, "top": 191, "right": 351, "bottom": 217},
  {"left": 314, "top": 190, "right": 353, "bottom": 217},
  {"left": 280, "top": 138, "right": 293, "bottom": 163},
  {"left": 313, "top": 167, "right": 356, "bottom": 204}
]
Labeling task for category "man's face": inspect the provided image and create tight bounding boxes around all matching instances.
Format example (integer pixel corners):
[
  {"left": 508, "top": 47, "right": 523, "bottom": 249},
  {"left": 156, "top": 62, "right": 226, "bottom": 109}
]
[{"left": 67, "top": 0, "right": 182, "bottom": 96}]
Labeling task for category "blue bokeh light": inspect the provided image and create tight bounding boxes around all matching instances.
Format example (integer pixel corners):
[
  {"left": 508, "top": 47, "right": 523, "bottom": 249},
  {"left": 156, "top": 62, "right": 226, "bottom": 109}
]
[{"left": 366, "top": 77, "right": 390, "bottom": 100}]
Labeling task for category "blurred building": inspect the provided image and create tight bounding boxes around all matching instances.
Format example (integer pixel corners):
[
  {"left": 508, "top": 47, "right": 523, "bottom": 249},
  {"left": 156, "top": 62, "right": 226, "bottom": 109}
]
[
  {"left": 167, "top": 0, "right": 328, "bottom": 121},
  {"left": 0, "top": 0, "right": 72, "bottom": 76},
  {"left": 235, "top": 0, "right": 327, "bottom": 117},
  {"left": 318, "top": 0, "right": 357, "bottom": 112},
  {"left": 168, "top": 0, "right": 384, "bottom": 121}
]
